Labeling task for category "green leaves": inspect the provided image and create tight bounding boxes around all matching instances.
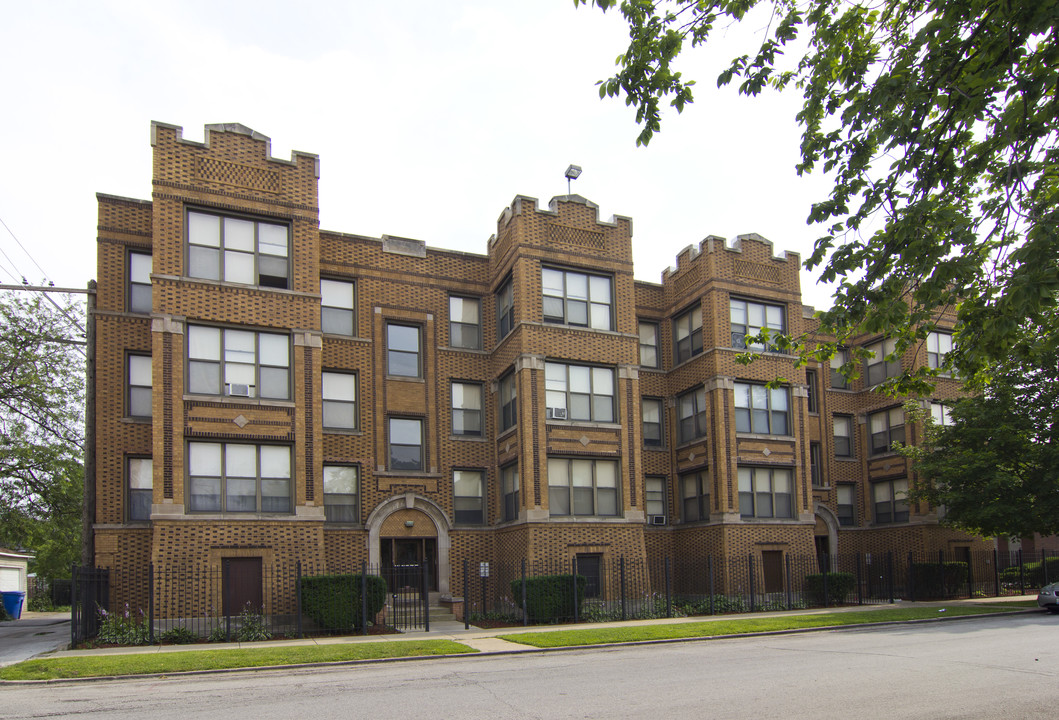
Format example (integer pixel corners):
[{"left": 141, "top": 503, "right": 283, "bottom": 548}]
[{"left": 581, "top": 0, "right": 1059, "bottom": 391}]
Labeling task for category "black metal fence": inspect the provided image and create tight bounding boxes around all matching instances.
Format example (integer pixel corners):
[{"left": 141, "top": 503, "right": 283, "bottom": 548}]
[{"left": 70, "top": 548, "right": 1055, "bottom": 645}]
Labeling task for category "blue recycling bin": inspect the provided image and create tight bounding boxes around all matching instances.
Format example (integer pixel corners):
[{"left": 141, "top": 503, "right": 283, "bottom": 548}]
[{"left": 1, "top": 591, "right": 25, "bottom": 620}]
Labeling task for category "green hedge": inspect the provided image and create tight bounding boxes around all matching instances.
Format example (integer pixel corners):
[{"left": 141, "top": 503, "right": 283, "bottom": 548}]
[
  {"left": 999, "top": 556, "right": 1059, "bottom": 588},
  {"left": 511, "top": 574, "right": 586, "bottom": 623},
  {"left": 909, "top": 561, "right": 968, "bottom": 599},
  {"left": 804, "top": 572, "right": 857, "bottom": 606},
  {"left": 300, "top": 574, "right": 388, "bottom": 630}
]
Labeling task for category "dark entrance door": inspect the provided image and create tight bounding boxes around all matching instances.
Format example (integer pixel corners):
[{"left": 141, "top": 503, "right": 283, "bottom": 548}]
[
  {"left": 576, "top": 554, "right": 603, "bottom": 598},
  {"left": 762, "top": 550, "right": 785, "bottom": 594},
  {"left": 381, "top": 538, "right": 438, "bottom": 592},
  {"left": 223, "top": 557, "right": 263, "bottom": 614}
]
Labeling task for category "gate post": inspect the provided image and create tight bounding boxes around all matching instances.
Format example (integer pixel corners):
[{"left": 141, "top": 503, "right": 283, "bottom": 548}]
[
  {"left": 423, "top": 560, "right": 430, "bottom": 632},
  {"left": 748, "top": 555, "right": 756, "bottom": 612},
  {"left": 295, "top": 561, "right": 302, "bottom": 639},
  {"left": 521, "top": 559, "right": 528, "bottom": 626},
  {"left": 620, "top": 556, "right": 627, "bottom": 621},
  {"left": 785, "top": 554, "right": 792, "bottom": 610},
  {"left": 665, "top": 557, "right": 672, "bottom": 619},
  {"left": 708, "top": 556, "right": 715, "bottom": 615},
  {"left": 361, "top": 560, "right": 368, "bottom": 636},
  {"left": 464, "top": 559, "right": 470, "bottom": 630},
  {"left": 856, "top": 553, "right": 863, "bottom": 605},
  {"left": 148, "top": 562, "right": 155, "bottom": 644},
  {"left": 572, "top": 557, "right": 579, "bottom": 624}
]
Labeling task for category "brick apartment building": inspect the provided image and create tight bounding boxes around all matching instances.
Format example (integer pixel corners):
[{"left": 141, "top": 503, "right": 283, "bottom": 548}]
[{"left": 90, "top": 122, "right": 985, "bottom": 604}]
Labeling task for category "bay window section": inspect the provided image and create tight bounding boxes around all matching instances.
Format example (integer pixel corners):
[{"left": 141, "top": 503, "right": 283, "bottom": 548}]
[
  {"left": 542, "top": 267, "right": 613, "bottom": 330},
  {"left": 678, "top": 387, "right": 707, "bottom": 443},
  {"left": 548, "top": 458, "right": 620, "bottom": 517},
  {"left": 545, "top": 362, "right": 615, "bottom": 423},
  {"left": 187, "top": 326, "right": 289, "bottom": 400},
  {"left": 738, "top": 467, "right": 793, "bottom": 519},
  {"left": 187, "top": 210, "right": 289, "bottom": 289},
  {"left": 188, "top": 442, "right": 291, "bottom": 514},
  {"left": 730, "top": 298, "right": 785, "bottom": 351},
  {"left": 323, "top": 465, "right": 358, "bottom": 523},
  {"left": 873, "top": 478, "right": 909, "bottom": 524},
  {"left": 734, "top": 383, "right": 789, "bottom": 435}
]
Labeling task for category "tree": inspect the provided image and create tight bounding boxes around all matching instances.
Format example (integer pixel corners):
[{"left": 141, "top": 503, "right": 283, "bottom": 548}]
[
  {"left": 903, "top": 327, "right": 1059, "bottom": 539},
  {"left": 579, "top": 0, "right": 1059, "bottom": 392},
  {"left": 0, "top": 290, "right": 85, "bottom": 580}
]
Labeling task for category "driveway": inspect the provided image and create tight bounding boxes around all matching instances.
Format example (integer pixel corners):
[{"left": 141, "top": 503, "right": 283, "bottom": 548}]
[{"left": 0, "top": 612, "right": 70, "bottom": 667}]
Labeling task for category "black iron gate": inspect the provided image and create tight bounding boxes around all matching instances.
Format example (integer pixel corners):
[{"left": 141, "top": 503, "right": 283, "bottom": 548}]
[
  {"left": 71, "top": 566, "right": 109, "bottom": 646},
  {"left": 385, "top": 562, "right": 430, "bottom": 631}
]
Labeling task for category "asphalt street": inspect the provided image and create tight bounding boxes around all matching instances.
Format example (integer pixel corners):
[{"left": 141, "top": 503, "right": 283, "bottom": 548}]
[{"left": 0, "top": 612, "right": 70, "bottom": 668}]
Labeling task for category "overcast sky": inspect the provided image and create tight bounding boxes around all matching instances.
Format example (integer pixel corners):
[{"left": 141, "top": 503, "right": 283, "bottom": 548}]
[{"left": 0, "top": 0, "right": 838, "bottom": 309}]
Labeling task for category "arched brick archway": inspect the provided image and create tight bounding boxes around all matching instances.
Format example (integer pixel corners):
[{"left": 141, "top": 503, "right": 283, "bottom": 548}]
[{"left": 365, "top": 493, "right": 452, "bottom": 595}]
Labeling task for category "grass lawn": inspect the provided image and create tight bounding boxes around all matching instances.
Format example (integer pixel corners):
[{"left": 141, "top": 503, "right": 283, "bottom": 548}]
[
  {"left": 497, "top": 605, "right": 1025, "bottom": 648},
  {"left": 0, "top": 639, "right": 477, "bottom": 681}
]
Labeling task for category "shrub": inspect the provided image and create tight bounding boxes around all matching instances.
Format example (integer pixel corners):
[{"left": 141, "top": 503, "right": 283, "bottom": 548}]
[
  {"left": 510, "top": 574, "right": 586, "bottom": 623},
  {"left": 1000, "top": 557, "right": 1059, "bottom": 589},
  {"left": 158, "top": 626, "right": 198, "bottom": 644},
  {"left": 235, "top": 604, "right": 272, "bottom": 642},
  {"left": 300, "top": 573, "right": 388, "bottom": 631},
  {"left": 804, "top": 572, "right": 857, "bottom": 606},
  {"left": 96, "top": 604, "right": 151, "bottom": 646},
  {"left": 27, "top": 596, "right": 55, "bottom": 612},
  {"left": 909, "top": 562, "right": 968, "bottom": 599}
]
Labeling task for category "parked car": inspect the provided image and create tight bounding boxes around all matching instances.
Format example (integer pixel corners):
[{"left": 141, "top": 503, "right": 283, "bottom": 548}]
[{"left": 1038, "top": 582, "right": 1059, "bottom": 613}]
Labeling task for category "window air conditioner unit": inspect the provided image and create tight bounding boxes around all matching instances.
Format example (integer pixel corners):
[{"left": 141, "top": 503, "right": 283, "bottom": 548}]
[
  {"left": 547, "top": 407, "right": 568, "bottom": 420},
  {"left": 650, "top": 515, "right": 667, "bottom": 526},
  {"left": 227, "top": 383, "right": 252, "bottom": 397}
]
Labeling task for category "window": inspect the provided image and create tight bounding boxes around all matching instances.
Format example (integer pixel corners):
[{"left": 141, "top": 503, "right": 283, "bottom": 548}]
[
  {"left": 499, "top": 371, "right": 517, "bottom": 431},
  {"left": 681, "top": 471, "right": 710, "bottom": 522},
  {"left": 128, "top": 252, "right": 152, "bottom": 314},
  {"left": 930, "top": 402, "right": 953, "bottom": 426},
  {"left": 127, "top": 354, "right": 152, "bottom": 418},
  {"left": 449, "top": 296, "right": 481, "bottom": 349},
  {"left": 642, "top": 397, "right": 664, "bottom": 447},
  {"left": 454, "top": 470, "right": 485, "bottom": 524},
  {"left": 187, "top": 210, "right": 289, "bottom": 289},
  {"left": 188, "top": 442, "right": 291, "bottom": 513},
  {"left": 869, "top": 407, "right": 905, "bottom": 455},
  {"left": 830, "top": 348, "right": 849, "bottom": 389},
  {"left": 388, "top": 418, "right": 423, "bottom": 471},
  {"left": 730, "top": 298, "right": 785, "bottom": 350},
  {"left": 834, "top": 415, "right": 854, "bottom": 457},
  {"left": 927, "top": 331, "right": 953, "bottom": 373},
  {"left": 646, "top": 476, "right": 666, "bottom": 521},
  {"left": 322, "top": 371, "right": 357, "bottom": 430},
  {"left": 873, "top": 478, "right": 909, "bottom": 524},
  {"left": 497, "top": 276, "right": 514, "bottom": 339},
  {"left": 542, "top": 267, "right": 613, "bottom": 330},
  {"left": 545, "top": 362, "right": 615, "bottom": 423},
  {"left": 386, "top": 323, "right": 421, "bottom": 378},
  {"left": 187, "top": 326, "right": 290, "bottom": 400},
  {"left": 639, "top": 322, "right": 659, "bottom": 368},
  {"left": 548, "top": 458, "right": 620, "bottom": 517},
  {"left": 451, "top": 382, "right": 483, "bottom": 436},
  {"left": 323, "top": 465, "right": 358, "bottom": 523},
  {"left": 837, "top": 485, "right": 855, "bottom": 526},
  {"left": 673, "top": 304, "right": 703, "bottom": 364},
  {"left": 321, "top": 279, "right": 355, "bottom": 336},
  {"left": 678, "top": 387, "right": 708, "bottom": 443},
  {"left": 810, "top": 442, "right": 823, "bottom": 487},
  {"left": 864, "top": 338, "right": 901, "bottom": 386},
  {"left": 576, "top": 554, "right": 604, "bottom": 598},
  {"left": 734, "top": 383, "right": 789, "bottom": 435},
  {"left": 501, "top": 463, "right": 519, "bottom": 521},
  {"left": 128, "top": 457, "right": 152, "bottom": 521},
  {"left": 806, "top": 370, "right": 819, "bottom": 413},
  {"left": 738, "top": 467, "right": 793, "bottom": 519}
]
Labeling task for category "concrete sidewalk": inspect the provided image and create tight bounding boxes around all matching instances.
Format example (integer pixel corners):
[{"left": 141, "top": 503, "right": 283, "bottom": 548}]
[{"left": 41, "top": 595, "right": 1040, "bottom": 663}]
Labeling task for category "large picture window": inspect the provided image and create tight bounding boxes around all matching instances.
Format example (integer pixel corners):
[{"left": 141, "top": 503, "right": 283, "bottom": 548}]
[
  {"left": 673, "top": 304, "right": 703, "bottom": 364},
  {"left": 187, "top": 210, "right": 289, "bottom": 289},
  {"left": 738, "top": 467, "right": 793, "bottom": 519},
  {"left": 453, "top": 469, "right": 485, "bottom": 524},
  {"left": 321, "top": 279, "right": 355, "bottom": 336},
  {"left": 869, "top": 407, "right": 905, "bottom": 455},
  {"left": 386, "top": 323, "right": 421, "bottom": 378},
  {"left": 545, "top": 362, "right": 615, "bottom": 423},
  {"left": 322, "top": 371, "right": 357, "bottom": 430},
  {"left": 128, "top": 457, "right": 152, "bottom": 521},
  {"left": 548, "top": 458, "right": 620, "bottom": 517},
  {"left": 542, "top": 267, "right": 613, "bottom": 330},
  {"left": 451, "top": 382, "right": 483, "bottom": 436},
  {"left": 127, "top": 354, "right": 152, "bottom": 418},
  {"left": 734, "top": 383, "right": 789, "bottom": 435},
  {"left": 678, "top": 387, "right": 707, "bottom": 443},
  {"left": 873, "top": 478, "right": 909, "bottom": 524},
  {"left": 323, "top": 465, "right": 358, "bottom": 523},
  {"left": 187, "top": 326, "right": 289, "bottom": 400},
  {"left": 128, "top": 252, "right": 152, "bottom": 314},
  {"left": 681, "top": 471, "right": 710, "bottom": 522},
  {"left": 730, "top": 298, "right": 785, "bottom": 351},
  {"left": 188, "top": 442, "right": 291, "bottom": 513},
  {"left": 388, "top": 417, "right": 424, "bottom": 471},
  {"left": 449, "top": 296, "right": 481, "bottom": 350}
]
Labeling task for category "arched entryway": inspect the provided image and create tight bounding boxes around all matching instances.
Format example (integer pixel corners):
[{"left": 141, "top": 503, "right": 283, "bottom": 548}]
[
  {"left": 814, "top": 503, "right": 840, "bottom": 570},
  {"left": 365, "top": 493, "right": 451, "bottom": 596}
]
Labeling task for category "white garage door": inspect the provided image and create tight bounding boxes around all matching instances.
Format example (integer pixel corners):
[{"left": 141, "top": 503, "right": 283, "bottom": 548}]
[{"left": 0, "top": 566, "right": 21, "bottom": 592}]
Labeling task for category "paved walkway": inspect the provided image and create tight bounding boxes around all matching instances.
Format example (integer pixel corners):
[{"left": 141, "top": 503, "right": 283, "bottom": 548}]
[
  {"left": 33, "top": 595, "right": 1039, "bottom": 663},
  {"left": 0, "top": 612, "right": 70, "bottom": 668}
]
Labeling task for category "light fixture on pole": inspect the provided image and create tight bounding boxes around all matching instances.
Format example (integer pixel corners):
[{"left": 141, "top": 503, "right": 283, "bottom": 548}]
[{"left": 564, "top": 164, "right": 582, "bottom": 195}]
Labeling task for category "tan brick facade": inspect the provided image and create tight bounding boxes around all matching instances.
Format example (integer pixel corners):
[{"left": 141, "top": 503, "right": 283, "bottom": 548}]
[{"left": 92, "top": 123, "right": 986, "bottom": 603}]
